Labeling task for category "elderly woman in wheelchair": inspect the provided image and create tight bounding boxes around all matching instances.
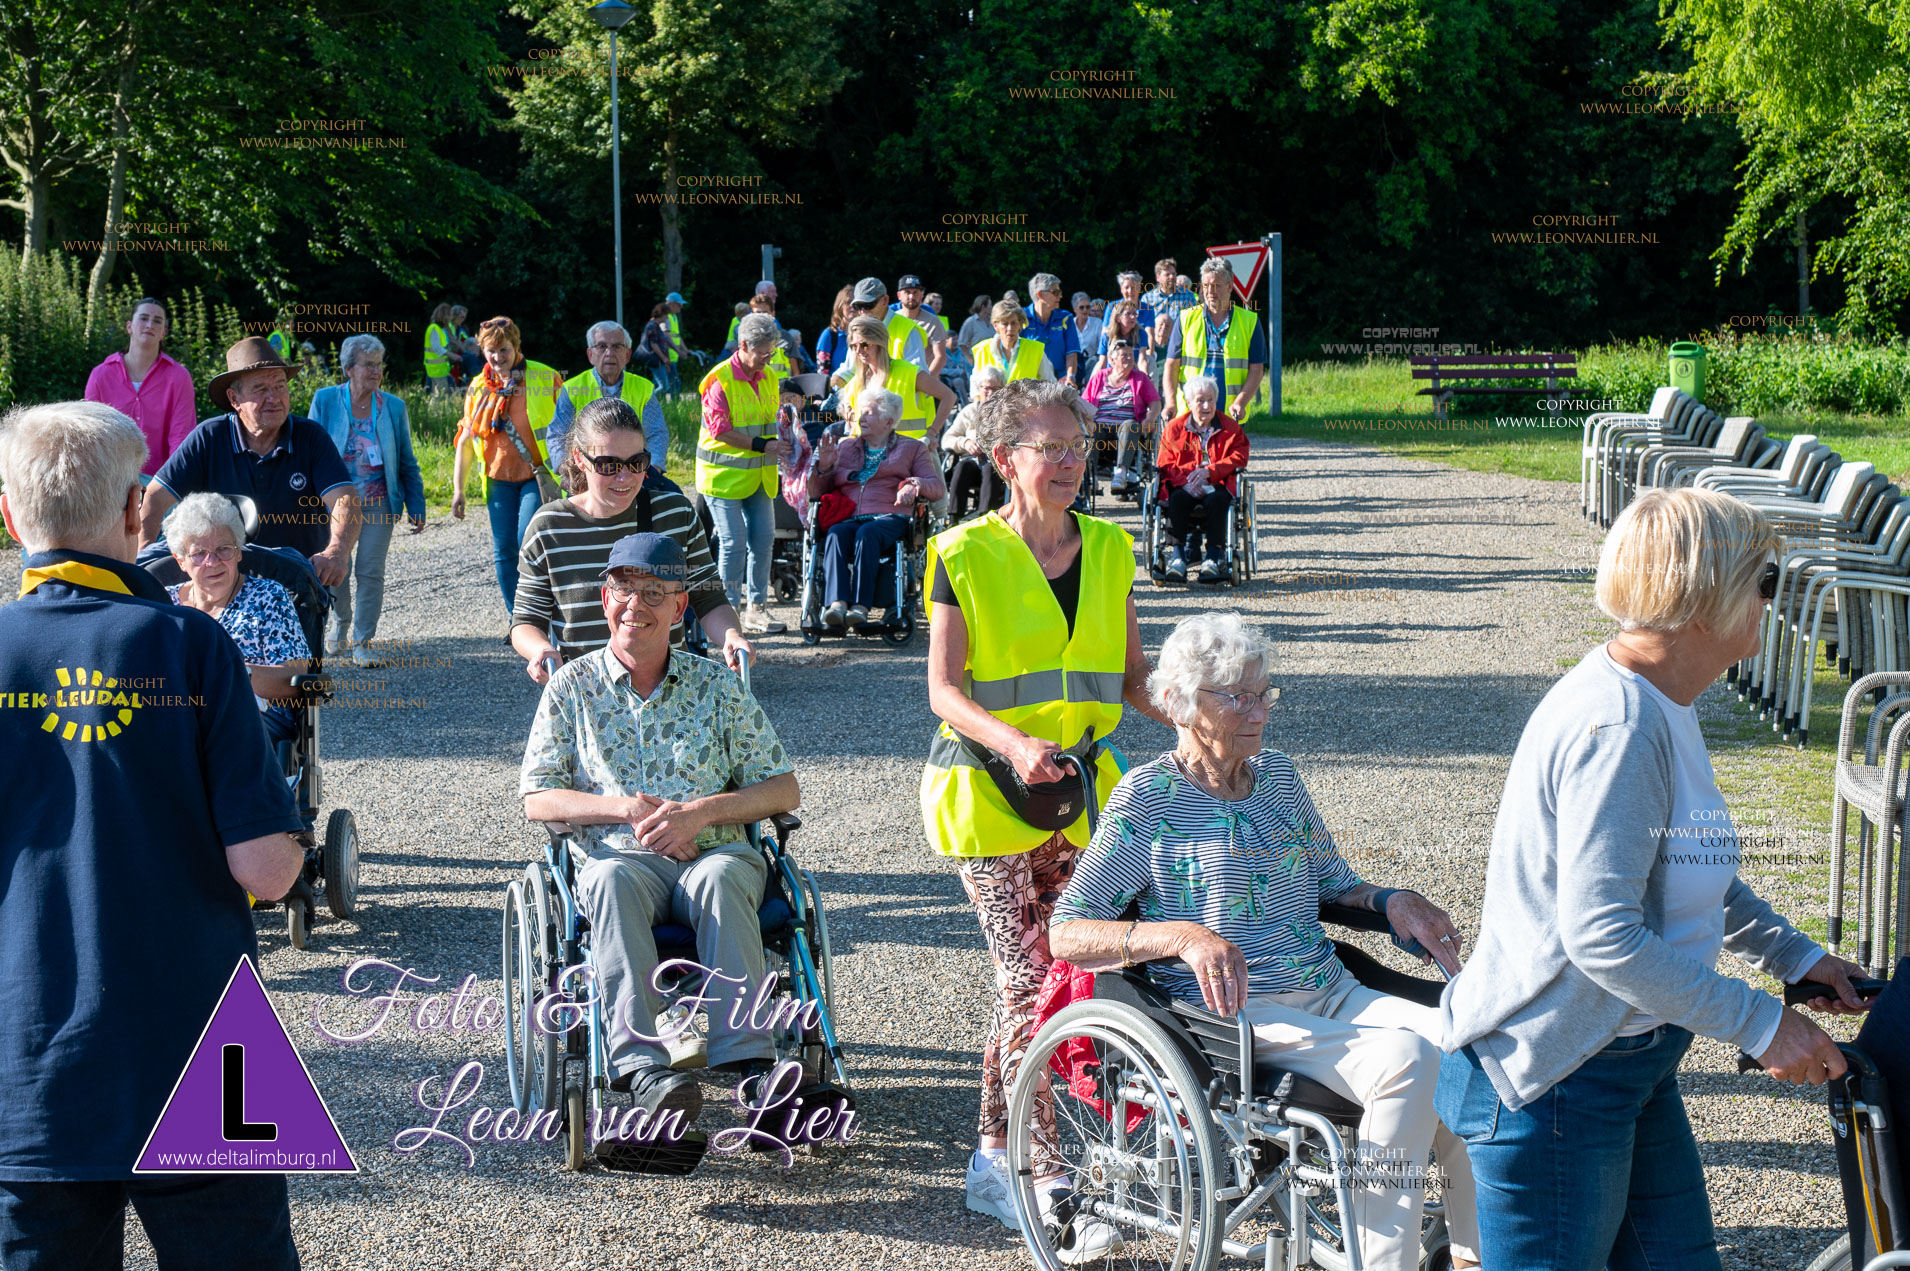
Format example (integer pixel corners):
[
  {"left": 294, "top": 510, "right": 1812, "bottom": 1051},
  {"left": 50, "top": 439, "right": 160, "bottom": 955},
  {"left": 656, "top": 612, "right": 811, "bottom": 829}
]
[
  {"left": 1037, "top": 612, "right": 1479, "bottom": 1271},
  {"left": 807, "top": 387, "right": 944, "bottom": 631}
]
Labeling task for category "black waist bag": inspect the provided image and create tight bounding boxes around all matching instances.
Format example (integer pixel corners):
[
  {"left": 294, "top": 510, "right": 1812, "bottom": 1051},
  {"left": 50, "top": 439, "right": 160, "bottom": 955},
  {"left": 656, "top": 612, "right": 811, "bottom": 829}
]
[{"left": 953, "top": 729, "right": 1100, "bottom": 833}]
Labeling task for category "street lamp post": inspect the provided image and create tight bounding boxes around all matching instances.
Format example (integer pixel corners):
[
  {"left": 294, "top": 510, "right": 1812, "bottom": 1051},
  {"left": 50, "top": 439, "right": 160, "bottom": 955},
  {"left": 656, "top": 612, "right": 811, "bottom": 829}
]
[{"left": 589, "top": 0, "right": 638, "bottom": 329}]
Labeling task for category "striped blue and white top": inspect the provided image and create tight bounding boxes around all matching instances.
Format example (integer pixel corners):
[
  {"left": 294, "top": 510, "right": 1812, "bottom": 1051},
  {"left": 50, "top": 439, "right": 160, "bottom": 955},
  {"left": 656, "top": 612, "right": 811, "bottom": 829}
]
[{"left": 1053, "top": 750, "right": 1362, "bottom": 1000}]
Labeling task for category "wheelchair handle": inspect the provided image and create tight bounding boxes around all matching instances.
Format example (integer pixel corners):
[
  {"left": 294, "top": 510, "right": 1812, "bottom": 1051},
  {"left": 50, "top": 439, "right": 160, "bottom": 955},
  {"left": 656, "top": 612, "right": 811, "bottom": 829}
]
[
  {"left": 1055, "top": 750, "right": 1098, "bottom": 838},
  {"left": 1784, "top": 977, "right": 1888, "bottom": 1006}
]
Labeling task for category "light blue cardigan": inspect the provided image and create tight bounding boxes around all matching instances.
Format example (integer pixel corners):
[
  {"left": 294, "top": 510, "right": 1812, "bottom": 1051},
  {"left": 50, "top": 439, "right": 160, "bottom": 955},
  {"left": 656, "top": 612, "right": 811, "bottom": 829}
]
[{"left": 307, "top": 384, "right": 427, "bottom": 522}]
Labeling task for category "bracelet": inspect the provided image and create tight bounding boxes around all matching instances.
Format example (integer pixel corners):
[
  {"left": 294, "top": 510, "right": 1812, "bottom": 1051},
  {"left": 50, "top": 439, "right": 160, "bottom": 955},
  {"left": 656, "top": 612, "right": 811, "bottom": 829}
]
[
  {"left": 1119, "top": 920, "right": 1139, "bottom": 968},
  {"left": 750, "top": 436, "right": 768, "bottom": 453}
]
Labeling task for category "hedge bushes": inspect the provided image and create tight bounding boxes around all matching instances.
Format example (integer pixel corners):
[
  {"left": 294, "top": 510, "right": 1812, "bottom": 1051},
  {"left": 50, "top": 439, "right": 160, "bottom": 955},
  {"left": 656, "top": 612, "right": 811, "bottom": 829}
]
[{"left": 1575, "top": 332, "right": 1910, "bottom": 417}]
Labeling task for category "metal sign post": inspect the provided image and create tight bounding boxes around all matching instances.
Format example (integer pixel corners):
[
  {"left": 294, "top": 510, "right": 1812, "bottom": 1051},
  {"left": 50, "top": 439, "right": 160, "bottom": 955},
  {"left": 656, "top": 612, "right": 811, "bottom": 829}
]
[
  {"left": 761, "top": 244, "right": 782, "bottom": 286},
  {"left": 1264, "top": 232, "right": 1281, "bottom": 416}
]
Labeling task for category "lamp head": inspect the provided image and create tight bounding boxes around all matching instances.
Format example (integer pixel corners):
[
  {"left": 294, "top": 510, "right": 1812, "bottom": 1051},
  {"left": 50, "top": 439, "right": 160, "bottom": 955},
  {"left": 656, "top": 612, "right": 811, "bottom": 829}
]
[{"left": 589, "top": 0, "right": 637, "bottom": 29}]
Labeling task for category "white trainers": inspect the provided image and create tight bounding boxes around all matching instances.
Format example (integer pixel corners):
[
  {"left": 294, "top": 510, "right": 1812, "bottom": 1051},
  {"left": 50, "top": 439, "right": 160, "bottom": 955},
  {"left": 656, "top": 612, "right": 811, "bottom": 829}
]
[
  {"left": 657, "top": 1004, "right": 708, "bottom": 1070},
  {"left": 964, "top": 1151, "right": 1018, "bottom": 1230},
  {"left": 1036, "top": 1185, "right": 1127, "bottom": 1264}
]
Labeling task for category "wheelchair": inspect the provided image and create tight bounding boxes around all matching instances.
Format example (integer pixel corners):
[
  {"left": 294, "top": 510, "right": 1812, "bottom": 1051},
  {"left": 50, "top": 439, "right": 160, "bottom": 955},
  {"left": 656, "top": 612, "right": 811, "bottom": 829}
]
[
  {"left": 501, "top": 657, "right": 850, "bottom": 1173},
  {"left": 1010, "top": 903, "right": 1454, "bottom": 1271},
  {"left": 795, "top": 500, "right": 938, "bottom": 645},
  {"left": 1140, "top": 476, "right": 1259, "bottom": 587},
  {"left": 1087, "top": 418, "right": 1158, "bottom": 507},
  {"left": 139, "top": 495, "right": 361, "bottom": 950}
]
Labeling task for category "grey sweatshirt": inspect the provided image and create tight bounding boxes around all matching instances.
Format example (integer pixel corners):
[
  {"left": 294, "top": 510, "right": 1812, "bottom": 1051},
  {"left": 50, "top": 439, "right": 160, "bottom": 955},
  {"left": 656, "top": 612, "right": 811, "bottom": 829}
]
[{"left": 1440, "top": 647, "right": 1825, "bottom": 1110}]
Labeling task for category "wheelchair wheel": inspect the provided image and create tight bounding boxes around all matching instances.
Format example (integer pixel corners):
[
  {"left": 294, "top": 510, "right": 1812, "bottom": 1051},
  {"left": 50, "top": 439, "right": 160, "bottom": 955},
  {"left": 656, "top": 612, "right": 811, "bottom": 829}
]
[
  {"left": 521, "top": 863, "right": 562, "bottom": 1115},
  {"left": 1804, "top": 1235, "right": 1851, "bottom": 1271},
  {"left": 1010, "top": 1000, "right": 1223, "bottom": 1271},
  {"left": 287, "top": 895, "right": 310, "bottom": 950},
  {"left": 564, "top": 1086, "right": 589, "bottom": 1173},
  {"left": 1263, "top": 1135, "right": 1453, "bottom": 1271},
  {"left": 321, "top": 808, "right": 359, "bottom": 919},
  {"left": 802, "top": 868, "right": 836, "bottom": 1020},
  {"left": 501, "top": 881, "right": 533, "bottom": 1112}
]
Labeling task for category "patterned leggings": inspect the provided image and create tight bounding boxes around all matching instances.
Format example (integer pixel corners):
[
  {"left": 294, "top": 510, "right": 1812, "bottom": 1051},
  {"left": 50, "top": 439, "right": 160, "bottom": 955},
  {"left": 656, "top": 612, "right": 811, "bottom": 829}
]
[{"left": 957, "top": 831, "right": 1079, "bottom": 1177}]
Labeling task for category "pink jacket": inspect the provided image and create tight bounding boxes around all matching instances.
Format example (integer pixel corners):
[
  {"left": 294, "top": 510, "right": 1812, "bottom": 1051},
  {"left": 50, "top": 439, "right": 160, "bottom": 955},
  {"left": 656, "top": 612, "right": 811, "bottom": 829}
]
[
  {"left": 807, "top": 434, "right": 946, "bottom": 517},
  {"left": 84, "top": 352, "right": 199, "bottom": 476}
]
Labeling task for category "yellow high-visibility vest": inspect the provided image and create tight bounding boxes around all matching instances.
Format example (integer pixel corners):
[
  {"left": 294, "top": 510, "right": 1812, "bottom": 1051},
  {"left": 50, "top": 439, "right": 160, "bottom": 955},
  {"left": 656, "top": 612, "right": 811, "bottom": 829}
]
[
  {"left": 566, "top": 370, "right": 655, "bottom": 418},
  {"left": 972, "top": 337, "right": 1046, "bottom": 383},
  {"left": 1175, "top": 306, "right": 1261, "bottom": 403},
  {"left": 424, "top": 323, "right": 451, "bottom": 380},
  {"left": 886, "top": 311, "right": 928, "bottom": 367},
  {"left": 841, "top": 360, "right": 930, "bottom": 441},
  {"left": 666, "top": 312, "right": 681, "bottom": 363},
  {"left": 464, "top": 361, "right": 562, "bottom": 498},
  {"left": 919, "top": 512, "right": 1132, "bottom": 857},
  {"left": 694, "top": 361, "right": 781, "bottom": 499}
]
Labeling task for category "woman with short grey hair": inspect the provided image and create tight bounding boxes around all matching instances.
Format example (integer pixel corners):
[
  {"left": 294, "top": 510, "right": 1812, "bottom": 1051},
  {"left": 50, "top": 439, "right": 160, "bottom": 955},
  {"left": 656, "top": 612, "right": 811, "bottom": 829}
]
[
  {"left": 1439, "top": 487, "right": 1870, "bottom": 1270},
  {"left": 698, "top": 309, "right": 801, "bottom": 634},
  {"left": 164, "top": 492, "right": 311, "bottom": 744},
  {"left": 1052, "top": 611, "right": 1481, "bottom": 1271},
  {"left": 308, "top": 332, "right": 426, "bottom": 665}
]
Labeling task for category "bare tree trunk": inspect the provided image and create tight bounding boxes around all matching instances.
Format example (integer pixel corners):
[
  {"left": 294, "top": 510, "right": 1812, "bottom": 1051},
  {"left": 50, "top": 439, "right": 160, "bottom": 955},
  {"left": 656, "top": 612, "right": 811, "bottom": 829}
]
[
  {"left": 661, "top": 102, "right": 682, "bottom": 294},
  {"left": 1794, "top": 208, "right": 1810, "bottom": 317},
  {"left": 87, "top": 58, "right": 137, "bottom": 309},
  {"left": 21, "top": 168, "right": 50, "bottom": 256}
]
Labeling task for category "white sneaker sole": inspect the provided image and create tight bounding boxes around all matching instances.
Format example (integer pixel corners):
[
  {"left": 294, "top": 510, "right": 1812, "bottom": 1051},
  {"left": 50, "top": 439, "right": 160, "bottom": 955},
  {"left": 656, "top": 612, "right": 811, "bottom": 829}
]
[{"left": 965, "top": 1182, "right": 1019, "bottom": 1230}]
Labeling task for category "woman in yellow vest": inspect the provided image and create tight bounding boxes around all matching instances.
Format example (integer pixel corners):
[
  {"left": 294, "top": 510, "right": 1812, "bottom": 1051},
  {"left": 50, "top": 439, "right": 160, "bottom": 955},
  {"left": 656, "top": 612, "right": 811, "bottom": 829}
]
[
  {"left": 968, "top": 299, "right": 1053, "bottom": 399},
  {"left": 921, "top": 378, "right": 1172, "bottom": 1239},
  {"left": 828, "top": 316, "right": 954, "bottom": 444},
  {"left": 450, "top": 316, "right": 564, "bottom": 612},
  {"left": 424, "top": 302, "right": 455, "bottom": 393}
]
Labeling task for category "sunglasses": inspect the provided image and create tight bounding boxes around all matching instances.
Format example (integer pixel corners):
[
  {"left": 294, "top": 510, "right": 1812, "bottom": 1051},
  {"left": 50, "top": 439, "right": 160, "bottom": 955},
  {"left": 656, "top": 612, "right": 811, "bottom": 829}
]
[
  {"left": 481, "top": 317, "right": 512, "bottom": 330},
  {"left": 583, "top": 451, "right": 650, "bottom": 476},
  {"left": 1759, "top": 561, "right": 1779, "bottom": 600}
]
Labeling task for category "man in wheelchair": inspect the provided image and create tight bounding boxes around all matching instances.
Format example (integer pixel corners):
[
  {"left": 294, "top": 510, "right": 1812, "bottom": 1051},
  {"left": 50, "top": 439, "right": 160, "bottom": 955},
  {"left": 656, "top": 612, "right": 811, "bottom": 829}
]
[
  {"left": 520, "top": 532, "right": 800, "bottom": 1129},
  {"left": 1047, "top": 613, "right": 1479, "bottom": 1270}
]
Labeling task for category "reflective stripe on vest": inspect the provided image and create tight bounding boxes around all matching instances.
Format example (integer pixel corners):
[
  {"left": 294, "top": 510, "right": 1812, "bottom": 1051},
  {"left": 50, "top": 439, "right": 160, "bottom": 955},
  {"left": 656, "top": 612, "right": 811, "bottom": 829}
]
[
  {"left": 1176, "top": 306, "right": 1260, "bottom": 401},
  {"left": 842, "top": 361, "right": 930, "bottom": 440},
  {"left": 694, "top": 362, "right": 782, "bottom": 499},
  {"left": 971, "top": 338, "right": 1046, "bottom": 382},
  {"left": 919, "top": 511, "right": 1133, "bottom": 857},
  {"left": 425, "top": 323, "right": 450, "bottom": 376}
]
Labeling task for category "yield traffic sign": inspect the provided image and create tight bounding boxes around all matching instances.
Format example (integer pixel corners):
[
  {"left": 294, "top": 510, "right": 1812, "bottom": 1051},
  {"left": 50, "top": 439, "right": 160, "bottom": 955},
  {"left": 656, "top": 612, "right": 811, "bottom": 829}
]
[{"left": 1206, "top": 241, "right": 1269, "bottom": 303}]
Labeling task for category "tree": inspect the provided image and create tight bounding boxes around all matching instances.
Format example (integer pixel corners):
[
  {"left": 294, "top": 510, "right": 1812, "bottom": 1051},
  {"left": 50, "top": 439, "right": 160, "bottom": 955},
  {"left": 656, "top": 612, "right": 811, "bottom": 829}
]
[
  {"left": 1663, "top": 0, "right": 1910, "bottom": 330},
  {"left": 0, "top": 1, "right": 122, "bottom": 255},
  {"left": 507, "top": 0, "right": 849, "bottom": 293}
]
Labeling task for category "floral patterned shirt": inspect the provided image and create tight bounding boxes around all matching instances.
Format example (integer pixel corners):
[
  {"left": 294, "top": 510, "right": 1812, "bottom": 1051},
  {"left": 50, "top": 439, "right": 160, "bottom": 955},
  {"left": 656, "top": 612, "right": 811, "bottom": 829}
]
[
  {"left": 1052, "top": 750, "right": 1362, "bottom": 1000},
  {"left": 518, "top": 646, "right": 792, "bottom": 857},
  {"left": 167, "top": 574, "right": 310, "bottom": 667}
]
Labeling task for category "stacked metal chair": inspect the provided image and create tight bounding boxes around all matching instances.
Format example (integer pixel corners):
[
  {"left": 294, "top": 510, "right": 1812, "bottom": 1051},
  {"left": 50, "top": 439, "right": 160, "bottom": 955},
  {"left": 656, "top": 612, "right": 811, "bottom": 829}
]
[{"left": 1827, "top": 672, "right": 1910, "bottom": 977}]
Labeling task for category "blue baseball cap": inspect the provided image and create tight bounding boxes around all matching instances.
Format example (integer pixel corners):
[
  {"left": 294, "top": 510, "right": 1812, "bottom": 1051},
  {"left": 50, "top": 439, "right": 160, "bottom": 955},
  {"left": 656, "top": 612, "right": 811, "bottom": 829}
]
[
  {"left": 665, "top": 291, "right": 686, "bottom": 305},
  {"left": 603, "top": 532, "right": 686, "bottom": 584}
]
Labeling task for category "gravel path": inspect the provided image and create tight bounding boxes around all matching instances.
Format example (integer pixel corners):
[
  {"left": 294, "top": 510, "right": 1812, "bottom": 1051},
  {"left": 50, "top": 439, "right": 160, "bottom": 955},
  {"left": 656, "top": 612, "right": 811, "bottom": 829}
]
[{"left": 1, "top": 438, "right": 1846, "bottom": 1270}]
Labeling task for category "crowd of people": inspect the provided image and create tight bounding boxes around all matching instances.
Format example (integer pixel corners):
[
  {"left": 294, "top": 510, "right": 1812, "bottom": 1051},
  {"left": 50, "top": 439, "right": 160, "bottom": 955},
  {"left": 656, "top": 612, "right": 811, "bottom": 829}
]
[{"left": 0, "top": 256, "right": 1870, "bottom": 1271}]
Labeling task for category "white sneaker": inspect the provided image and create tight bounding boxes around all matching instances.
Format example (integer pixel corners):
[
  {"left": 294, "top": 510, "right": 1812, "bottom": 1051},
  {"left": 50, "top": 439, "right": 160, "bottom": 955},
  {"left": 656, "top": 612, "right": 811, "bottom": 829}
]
[
  {"left": 657, "top": 1005, "right": 708, "bottom": 1070},
  {"left": 964, "top": 1152, "right": 1018, "bottom": 1230},
  {"left": 822, "top": 602, "right": 847, "bottom": 628},
  {"left": 1036, "top": 1185, "right": 1127, "bottom": 1264}
]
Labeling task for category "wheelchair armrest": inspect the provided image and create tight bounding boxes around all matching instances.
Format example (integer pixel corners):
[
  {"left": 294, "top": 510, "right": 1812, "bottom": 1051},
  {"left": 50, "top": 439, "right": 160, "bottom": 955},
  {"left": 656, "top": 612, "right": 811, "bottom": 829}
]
[
  {"left": 1318, "top": 901, "right": 1390, "bottom": 935},
  {"left": 770, "top": 811, "right": 802, "bottom": 837},
  {"left": 537, "top": 820, "right": 578, "bottom": 848},
  {"left": 288, "top": 673, "right": 333, "bottom": 699}
]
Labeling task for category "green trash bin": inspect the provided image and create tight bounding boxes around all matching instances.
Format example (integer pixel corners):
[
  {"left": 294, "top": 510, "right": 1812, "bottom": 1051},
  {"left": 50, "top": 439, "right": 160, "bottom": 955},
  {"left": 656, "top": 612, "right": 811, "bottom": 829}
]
[{"left": 1669, "top": 341, "right": 1706, "bottom": 401}]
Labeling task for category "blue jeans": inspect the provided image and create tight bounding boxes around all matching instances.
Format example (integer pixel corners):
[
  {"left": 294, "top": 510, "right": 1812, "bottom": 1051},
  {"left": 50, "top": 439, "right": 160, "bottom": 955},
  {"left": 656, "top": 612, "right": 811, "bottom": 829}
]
[
  {"left": 822, "top": 514, "right": 910, "bottom": 608},
  {"left": 330, "top": 491, "right": 397, "bottom": 646},
  {"left": 487, "top": 477, "right": 542, "bottom": 612},
  {"left": 708, "top": 488, "right": 775, "bottom": 609},
  {"left": 1436, "top": 1025, "right": 1718, "bottom": 1271},
  {"left": 0, "top": 1175, "right": 298, "bottom": 1271}
]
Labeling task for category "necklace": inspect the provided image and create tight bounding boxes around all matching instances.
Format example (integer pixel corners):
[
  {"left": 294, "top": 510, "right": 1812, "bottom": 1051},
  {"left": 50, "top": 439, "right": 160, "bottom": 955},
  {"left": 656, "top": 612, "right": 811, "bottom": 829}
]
[{"left": 1012, "top": 513, "right": 1075, "bottom": 573}]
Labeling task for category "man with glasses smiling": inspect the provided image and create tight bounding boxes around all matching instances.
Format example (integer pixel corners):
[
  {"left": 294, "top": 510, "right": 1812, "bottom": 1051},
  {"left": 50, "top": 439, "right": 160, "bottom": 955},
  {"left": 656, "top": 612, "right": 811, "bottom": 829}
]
[
  {"left": 521, "top": 532, "right": 799, "bottom": 1136},
  {"left": 545, "top": 320, "right": 667, "bottom": 479}
]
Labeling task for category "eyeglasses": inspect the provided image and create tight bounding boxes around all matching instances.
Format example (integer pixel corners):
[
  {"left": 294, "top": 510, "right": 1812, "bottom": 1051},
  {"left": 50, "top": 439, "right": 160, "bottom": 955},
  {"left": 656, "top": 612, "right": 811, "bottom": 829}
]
[
  {"left": 1014, "top": 438, "right": 1091, "bottom": 463},
  {"left": 1758, "top": 561, "right": 1779, "bottom": 600},
  {"left": 604, "top": 578, "right": 679, "bottom": 607},
  {"left": 183, "top": 545, "right": 239, "bottom": 566},
  {"left": 1200, "top": 685, "right": 1281, "bottom": 714},
  {"left": 583, "top": 451, "right": 650, "bottom": 476},
  {"left": 589, "top": 342, "right": 630, "bottom": 354}
]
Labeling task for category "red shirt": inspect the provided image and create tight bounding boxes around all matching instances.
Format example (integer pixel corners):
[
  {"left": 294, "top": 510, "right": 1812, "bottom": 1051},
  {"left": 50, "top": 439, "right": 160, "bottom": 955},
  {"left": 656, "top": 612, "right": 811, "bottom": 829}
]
[{"left": 1156, "top": 412, "right": 1250, "bottom": 496}]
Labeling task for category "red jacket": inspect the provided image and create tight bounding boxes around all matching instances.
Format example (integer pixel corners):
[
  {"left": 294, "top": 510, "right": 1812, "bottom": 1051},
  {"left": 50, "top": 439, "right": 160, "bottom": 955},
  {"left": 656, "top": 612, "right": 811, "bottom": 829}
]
[
  {"left": 1156, "top": 412, "right": 1249, "bottom": 497},
  {"left": 1033, "top": 959, "right": 1148, "bottom": 1133}
]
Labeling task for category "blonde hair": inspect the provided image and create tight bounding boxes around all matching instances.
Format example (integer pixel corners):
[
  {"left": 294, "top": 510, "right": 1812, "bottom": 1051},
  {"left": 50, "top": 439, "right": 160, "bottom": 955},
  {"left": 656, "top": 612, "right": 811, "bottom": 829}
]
[
  {"left": 989, "top": 300, "right": 1026, "bottom": 330},
  {"left": 1597, "top": 488, "right": 1777, "bottom": 633},
  {"left": 845, "top": 315, "right": 894, "bottom": 409}
]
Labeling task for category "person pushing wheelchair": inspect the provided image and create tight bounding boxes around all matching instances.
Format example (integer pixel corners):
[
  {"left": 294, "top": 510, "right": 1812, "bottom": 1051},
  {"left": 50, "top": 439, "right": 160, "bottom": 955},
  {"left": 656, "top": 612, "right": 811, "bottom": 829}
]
[{"left": 519, "top": 532, "right": 800, "bottom": 1133}]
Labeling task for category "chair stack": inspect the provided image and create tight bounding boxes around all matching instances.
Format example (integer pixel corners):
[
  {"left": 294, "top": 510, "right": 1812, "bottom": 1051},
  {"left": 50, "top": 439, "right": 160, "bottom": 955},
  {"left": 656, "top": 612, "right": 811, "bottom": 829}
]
[
  {"left": 1827, "top": 673, "right": 1910, "bottom": 976},
  {"left": 1583, "top": 386, "right": 1910, "bottom": 748}
]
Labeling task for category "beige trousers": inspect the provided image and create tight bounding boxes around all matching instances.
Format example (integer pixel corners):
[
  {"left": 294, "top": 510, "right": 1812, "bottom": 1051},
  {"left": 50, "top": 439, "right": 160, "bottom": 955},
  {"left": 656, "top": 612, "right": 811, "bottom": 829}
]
[{"left": 1242, "top": 968, "right": 1479, "bottom": 1271}]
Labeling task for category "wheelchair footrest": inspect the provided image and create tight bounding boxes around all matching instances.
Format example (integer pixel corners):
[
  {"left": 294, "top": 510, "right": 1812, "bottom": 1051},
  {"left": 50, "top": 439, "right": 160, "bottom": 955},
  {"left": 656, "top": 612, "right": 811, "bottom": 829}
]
[{"left": 594, "top": 1128, "right": 711, "bottom": 1174}]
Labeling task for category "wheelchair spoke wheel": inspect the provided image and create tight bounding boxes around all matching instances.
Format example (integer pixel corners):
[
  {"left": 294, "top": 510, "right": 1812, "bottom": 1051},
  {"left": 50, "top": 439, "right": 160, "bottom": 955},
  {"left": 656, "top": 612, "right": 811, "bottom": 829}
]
[
  {"left": 321, "top": 808, "right": 359, "bottom": 918},
  {"left": 1265, "top": 1134, "right": 1453, "bottom": 1271},
  {"left": 501, "top": 881, "right": 532, "bottom": 1112},
  {"left": 523, "top": 864, "right": 562, "bottom": 1115},
  {"left": 802, "top": 868, "right": 836, "bottom": 1021},
  {"left": 1010, "top": 1001, "right": 1222, "bottom": 1271}
]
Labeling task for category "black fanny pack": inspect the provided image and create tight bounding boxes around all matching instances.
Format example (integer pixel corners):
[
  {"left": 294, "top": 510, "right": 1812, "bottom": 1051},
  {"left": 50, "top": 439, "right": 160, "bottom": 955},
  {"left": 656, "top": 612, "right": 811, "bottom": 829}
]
[{"left": 953, "top": 729, "right": 1100, "bottom": 833}]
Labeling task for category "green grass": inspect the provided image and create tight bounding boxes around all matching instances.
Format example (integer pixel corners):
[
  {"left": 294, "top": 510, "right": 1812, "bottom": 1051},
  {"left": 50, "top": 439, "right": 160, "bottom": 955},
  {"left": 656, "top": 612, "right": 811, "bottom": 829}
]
[{"left": 1247, "top": 358, "right": 1910, "bottom": 487}]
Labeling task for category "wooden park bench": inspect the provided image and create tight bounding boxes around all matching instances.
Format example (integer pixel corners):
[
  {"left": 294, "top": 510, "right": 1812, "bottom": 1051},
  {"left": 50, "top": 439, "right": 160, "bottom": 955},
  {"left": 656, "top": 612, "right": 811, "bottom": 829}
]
[{"left": 1410, "top": 353, "right": 1578, "bottom": 419}]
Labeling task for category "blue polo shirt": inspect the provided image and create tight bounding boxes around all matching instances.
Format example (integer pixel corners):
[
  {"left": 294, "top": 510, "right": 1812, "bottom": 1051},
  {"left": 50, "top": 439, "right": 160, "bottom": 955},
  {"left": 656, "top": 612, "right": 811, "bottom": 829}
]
[
  {"left": 0, "top": 550, "right": 302, "bottom": 1179},
  {"left": 1021, "top": 306, "right": 1081, "bottom": 378},
  {"left": 154, "top": 414, "right": 352, "bottom": 559}
]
